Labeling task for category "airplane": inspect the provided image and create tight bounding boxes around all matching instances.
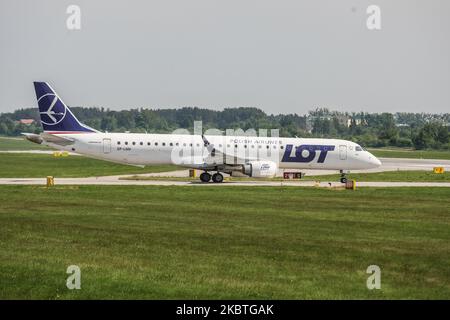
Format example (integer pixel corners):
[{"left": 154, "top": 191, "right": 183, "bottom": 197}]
[{"left": 23, "top": 82, "right": 382, "bottom": 183}]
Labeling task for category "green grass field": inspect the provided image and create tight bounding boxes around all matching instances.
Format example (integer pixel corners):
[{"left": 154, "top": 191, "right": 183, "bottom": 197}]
[
  {"left": 0, "top": 185, "right": 448, "bottom": 299},
  {"left": 0, "top": 153, "right": 179, "bottom": 178},
  {"left": 368, "top": 148, "right": 450, "bottom": 160}
]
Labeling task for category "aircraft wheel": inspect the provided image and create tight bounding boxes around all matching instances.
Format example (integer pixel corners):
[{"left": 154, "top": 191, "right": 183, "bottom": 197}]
[
  {"left": 212, "top": 173, "right": 224, "bottom": 183},
  {"left": 200, "top": 172, "right": 211, "bottom": 183},
  {"left": 340, "top": 177, "right": 347, "bottom": 184}
]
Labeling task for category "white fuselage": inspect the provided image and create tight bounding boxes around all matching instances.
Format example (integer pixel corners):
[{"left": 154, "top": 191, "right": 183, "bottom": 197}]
[{"left": 44, "top": 132, "right": 381, "bottom": 171}]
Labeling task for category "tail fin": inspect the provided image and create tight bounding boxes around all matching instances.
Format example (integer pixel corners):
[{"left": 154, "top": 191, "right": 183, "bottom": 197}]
[{"left": 33, "top": 82, "right": 98, "bottom": 133}]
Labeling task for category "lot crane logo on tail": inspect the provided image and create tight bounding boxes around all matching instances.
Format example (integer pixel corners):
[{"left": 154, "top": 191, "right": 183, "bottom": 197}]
[{"left": 38, "top": 94, "right": 67, "bottom": 125}]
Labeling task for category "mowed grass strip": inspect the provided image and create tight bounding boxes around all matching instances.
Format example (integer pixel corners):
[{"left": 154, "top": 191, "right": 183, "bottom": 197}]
[
  {"left": 0, "top": 186, "right": 449, "bottom": 299},
  {"left": 0, "top": 153, "right": 179, "bottom": 178},
  {"left": 369, "top": 148, "right": 450, "bottom": 160},
  {"left": 0, "top": 136, "right": 50, "bottom": 151}
]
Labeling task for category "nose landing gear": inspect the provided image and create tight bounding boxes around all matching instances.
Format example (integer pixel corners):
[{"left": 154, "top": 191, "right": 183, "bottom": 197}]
[{"left": 340, "top": 170, "right": 348, "bottom": 184}]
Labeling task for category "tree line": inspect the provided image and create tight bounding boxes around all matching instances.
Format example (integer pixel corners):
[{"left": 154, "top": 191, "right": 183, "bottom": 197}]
[{"left": 0, "top": 106, "right": 449, "bottom": 150}]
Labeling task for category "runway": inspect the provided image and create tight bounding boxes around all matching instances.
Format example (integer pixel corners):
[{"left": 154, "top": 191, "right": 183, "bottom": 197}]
[
  {"left": 1, "top": 177, "right": 449, "bottom": 188},
  {"left": 0, "top": 156, "right": 449, "bottom": 187}
]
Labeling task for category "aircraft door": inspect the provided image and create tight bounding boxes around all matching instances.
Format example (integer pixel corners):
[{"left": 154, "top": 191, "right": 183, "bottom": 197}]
[
  {"left": 103, "top": 138, "right": 111, "bottom": 154},
  {"left": 339, "top": 145, "right": 347, "bottom": 160}
]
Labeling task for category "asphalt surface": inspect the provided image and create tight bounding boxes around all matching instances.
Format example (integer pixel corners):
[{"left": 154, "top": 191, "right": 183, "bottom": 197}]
[
  {"left": 0, "top": 177, "right": 449, "bottom": 187},
  {"left": 0, "top": 156, "right": 449, "bottom": 187}
]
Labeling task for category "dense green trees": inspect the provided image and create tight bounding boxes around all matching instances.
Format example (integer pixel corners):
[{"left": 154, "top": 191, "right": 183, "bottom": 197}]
[
  {"left": 412, "top": 122, "right": 450, "bottom": 149},
  {"left": 0, "top": 106, "right": 448, "bottom": 150}
]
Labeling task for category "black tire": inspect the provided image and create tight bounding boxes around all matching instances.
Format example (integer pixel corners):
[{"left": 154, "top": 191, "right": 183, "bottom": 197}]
[
  {"left": 212, "top": 173, "right": 224, "bottom": 183},
  {"left": 200, "top": 172, "right": 211, "bottom": 183},
  {"left": 340, "top": 177, "right": 347, "bottom": 184}
]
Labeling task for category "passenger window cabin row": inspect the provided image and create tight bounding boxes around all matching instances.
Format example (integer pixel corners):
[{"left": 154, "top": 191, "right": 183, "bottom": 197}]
[
  {"left": 116, "top": 141, "right": 366, "bottom": 153},
  {"left": 116, "top": 141, "right": 284, "bottom": 149},
  {"left": 117, "top": 141, "right": 199, "bottom": 147}
]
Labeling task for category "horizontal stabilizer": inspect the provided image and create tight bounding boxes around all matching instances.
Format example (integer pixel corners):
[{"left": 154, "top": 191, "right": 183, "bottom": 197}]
[
  {"left": 21, "top": 133, "right": 43, "bottom": 144},
  {"left": 40, "top": 132, "right": 75, "bottom": 146}
]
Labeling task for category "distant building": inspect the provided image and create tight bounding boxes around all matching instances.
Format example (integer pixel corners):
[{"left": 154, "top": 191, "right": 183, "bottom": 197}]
[
  {"left": 346, "top": 117, "right": 366, "bottom": 127},
  {"left": 334, "top": 114, "right": 350, "bottom": 127},
  {"left": 18, "top": 119, "right": 35, "bottom": 125}
]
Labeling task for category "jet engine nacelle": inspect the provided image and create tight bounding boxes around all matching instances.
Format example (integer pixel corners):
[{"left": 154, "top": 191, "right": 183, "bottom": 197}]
[{"left": 242, "top": 161, "right": 278, "bottom": 178}]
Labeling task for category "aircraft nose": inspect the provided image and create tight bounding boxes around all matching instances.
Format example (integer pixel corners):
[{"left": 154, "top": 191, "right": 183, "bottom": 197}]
[{"left": 368, "top": 154, "right": 382, "bottom": 167}]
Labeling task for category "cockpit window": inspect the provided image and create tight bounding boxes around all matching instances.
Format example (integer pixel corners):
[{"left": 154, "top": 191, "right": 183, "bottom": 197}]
[{"left": 355, "top": 146, "right": 363, "bottom": 151}]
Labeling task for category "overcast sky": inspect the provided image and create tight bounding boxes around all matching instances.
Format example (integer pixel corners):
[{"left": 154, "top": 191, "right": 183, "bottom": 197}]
[{"left": 1, "top": 0, "right": 449, "bottom": 114}]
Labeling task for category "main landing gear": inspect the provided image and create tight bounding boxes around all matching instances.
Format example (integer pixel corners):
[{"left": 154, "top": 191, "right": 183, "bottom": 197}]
[
  {"left": 200, "top": 172, "right": 211, "bottom": 183},
  {"left": 199, "top": 171, "right": 223, "bottom": 183},
  {"left": 340, "top": 170, "right": 348, "bottom": 184},
  {"left": 212, "top": 173, "right": 224, "bottom": 183}
]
